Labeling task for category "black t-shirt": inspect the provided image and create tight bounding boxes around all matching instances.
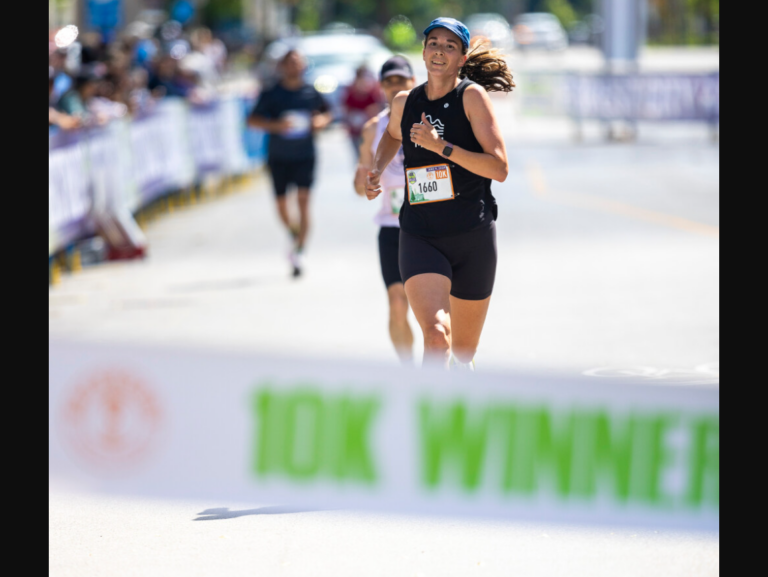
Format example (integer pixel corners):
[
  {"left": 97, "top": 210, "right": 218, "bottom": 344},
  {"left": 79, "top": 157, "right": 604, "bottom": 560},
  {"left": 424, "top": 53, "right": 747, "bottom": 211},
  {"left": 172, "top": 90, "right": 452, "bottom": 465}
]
[
  {"left": 250, "top": 82, "right": 329, "bottom": 161},
  {"left": 399, "top": 78, "right": 497, "bottom": 237}
]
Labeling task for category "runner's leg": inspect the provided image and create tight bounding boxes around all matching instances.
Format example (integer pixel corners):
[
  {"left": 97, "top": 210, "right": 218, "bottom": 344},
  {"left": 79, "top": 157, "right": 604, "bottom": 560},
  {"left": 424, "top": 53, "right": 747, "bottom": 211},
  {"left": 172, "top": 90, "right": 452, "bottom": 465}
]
[
  {"left": 270, "top": 160, "right": 295, "bottom": 236},
  {"left": 296, "top": 187, "right": 311, "bottom": 251},
  {"left": 404, "top": 273, "right": 452, "bottom": 368},
  {"left": 275, "top": 196, "right": 292, "bottom": 232},
  {"left": 449, "top": 295, "right": 491, "bottom": 364},
  {"left": 387, "top": 283, "right": 414, "bottom": 363}
]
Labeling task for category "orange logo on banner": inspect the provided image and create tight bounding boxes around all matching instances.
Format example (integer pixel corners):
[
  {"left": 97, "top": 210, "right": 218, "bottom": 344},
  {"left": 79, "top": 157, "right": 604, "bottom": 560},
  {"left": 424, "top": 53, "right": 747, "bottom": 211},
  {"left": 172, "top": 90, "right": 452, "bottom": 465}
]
[{"left": 60, "top": 369, "right": 162, "bottom": 472}]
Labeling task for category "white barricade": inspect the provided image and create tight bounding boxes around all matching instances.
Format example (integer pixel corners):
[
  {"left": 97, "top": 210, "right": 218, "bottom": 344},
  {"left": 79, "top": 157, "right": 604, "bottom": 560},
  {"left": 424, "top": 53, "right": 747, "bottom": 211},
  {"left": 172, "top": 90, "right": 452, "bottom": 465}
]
[
  {"left": 48, "top": 97, "right": 263, "bottom": 256},
  {"left": 218, "top": 97, "right": 251, "bottom": 175},
  {"left": 49, "top": 138, "right": 92, "bottom": 255},
  {"left": 49, "top": 340, "right": 719, "bottom": 531},
  {"left": 130, "top": 99, "right": 196, "bottom": 203}
]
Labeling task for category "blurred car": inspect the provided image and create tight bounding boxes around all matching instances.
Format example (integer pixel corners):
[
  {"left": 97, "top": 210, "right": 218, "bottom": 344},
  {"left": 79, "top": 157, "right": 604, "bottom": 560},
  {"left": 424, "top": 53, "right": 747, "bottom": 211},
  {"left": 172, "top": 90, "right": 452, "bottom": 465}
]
[
  {"left": 465, "top": 13, "right": 515, "bottom": 52},
  {"left": 568, "top": 14, "right": 604, "bottom": 47},
  {"left": 259, "top": 33, "right": 393, "bottom": 120},
  {"left": 567, "top": 20, "right": 592, "bottom": 45},
  {"left": 513, "top": 13, "right": 568, "bottom": 51}
]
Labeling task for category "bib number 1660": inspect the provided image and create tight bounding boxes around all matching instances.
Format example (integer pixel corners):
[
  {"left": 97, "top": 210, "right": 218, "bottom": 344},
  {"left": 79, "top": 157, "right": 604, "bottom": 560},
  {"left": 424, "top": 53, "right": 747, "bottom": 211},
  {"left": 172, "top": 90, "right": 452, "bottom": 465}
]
[
  {"left": 407, "top": 164, "right": 454, "bottom": 205},
  {"left": 416, "top": 181, "right": 438, "bottom": 194}
]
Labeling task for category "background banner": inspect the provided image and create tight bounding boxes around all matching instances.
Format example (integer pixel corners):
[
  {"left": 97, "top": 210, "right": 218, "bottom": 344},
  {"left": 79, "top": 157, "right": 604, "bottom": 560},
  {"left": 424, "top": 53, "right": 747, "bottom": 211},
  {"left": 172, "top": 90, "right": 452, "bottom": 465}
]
[
  {"left": 48, "top": 97, "right": 264, "bottom": 256},
  {"left": 49, "top": 340, "right": 719, "bottom": 531}
]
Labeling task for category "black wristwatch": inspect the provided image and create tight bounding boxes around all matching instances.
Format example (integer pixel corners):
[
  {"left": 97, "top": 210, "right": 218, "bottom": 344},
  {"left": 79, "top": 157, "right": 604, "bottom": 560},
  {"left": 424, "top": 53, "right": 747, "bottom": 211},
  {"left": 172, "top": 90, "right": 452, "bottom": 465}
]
[{"left": 441, "top": 141, "right": 454, "bottom": 158}]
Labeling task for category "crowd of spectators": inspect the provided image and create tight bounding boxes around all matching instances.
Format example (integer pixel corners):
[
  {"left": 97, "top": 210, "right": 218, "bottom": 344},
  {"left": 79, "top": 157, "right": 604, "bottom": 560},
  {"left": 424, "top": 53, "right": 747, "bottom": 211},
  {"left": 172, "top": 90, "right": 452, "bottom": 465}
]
[{"left": 49, "top": 22, "right": 229, "bottom": 132}]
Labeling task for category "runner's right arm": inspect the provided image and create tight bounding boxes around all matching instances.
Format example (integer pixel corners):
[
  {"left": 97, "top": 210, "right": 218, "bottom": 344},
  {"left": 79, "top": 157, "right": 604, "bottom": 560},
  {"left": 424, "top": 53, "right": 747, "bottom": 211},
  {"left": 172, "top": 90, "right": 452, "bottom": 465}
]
[
  {"left": 247, "top": 89, "right": 290, "bottom": 134},
  {"left": 248, "top": 114, "right": 289, "bottom": 134},
  {"left": 366, "top": 91, "right": 408, "bottom": 200},
  {"left": 354, "top": 115, "right": 378, "bottom": 196}
]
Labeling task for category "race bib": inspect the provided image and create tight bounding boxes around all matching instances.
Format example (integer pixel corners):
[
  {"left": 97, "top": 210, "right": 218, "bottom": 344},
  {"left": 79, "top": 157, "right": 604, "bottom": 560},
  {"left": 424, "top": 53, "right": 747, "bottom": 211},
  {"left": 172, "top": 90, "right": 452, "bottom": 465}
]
[
  {"left": 406, "top": 164, "right": 454, "bottom": 205},
  {"left": 281, "top": 110, "right": 311, "bottom": 139},
  {"left": 389, "top": 187, "right": 404, "bottom": 215}
]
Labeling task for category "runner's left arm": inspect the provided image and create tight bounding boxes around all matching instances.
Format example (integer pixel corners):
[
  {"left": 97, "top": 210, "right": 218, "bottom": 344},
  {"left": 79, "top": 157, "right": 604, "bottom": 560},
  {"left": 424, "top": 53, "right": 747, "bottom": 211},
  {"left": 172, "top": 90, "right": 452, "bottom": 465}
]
[{"left": 311, "top": 92, "right": 334, "bottom": 132}]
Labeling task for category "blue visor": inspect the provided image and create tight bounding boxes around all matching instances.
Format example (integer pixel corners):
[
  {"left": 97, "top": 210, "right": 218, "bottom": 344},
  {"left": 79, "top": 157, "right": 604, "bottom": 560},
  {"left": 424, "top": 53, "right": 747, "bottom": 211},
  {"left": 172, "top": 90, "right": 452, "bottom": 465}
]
[{"left": 423, "top": 17, "right": 470, "bottom": 49}]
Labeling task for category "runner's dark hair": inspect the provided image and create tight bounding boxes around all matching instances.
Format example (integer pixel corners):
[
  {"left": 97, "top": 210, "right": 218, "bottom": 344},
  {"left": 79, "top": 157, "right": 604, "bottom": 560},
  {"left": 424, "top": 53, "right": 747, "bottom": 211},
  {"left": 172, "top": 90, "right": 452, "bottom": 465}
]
[
  {"left": 424, "top": 35, "right": 515, "bottom": 93},
  {"left": 280, "top": 48, "right": 306, "bottom": 66},
  {"left": 459, "top": 37, "right": 515, "bottom": 92}
]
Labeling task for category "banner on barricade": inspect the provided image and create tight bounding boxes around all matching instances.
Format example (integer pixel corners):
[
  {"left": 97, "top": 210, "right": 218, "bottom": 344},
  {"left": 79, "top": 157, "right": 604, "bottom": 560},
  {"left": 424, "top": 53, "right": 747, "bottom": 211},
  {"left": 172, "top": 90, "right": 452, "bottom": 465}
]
[
  {"left": 49, "top": 340, "right": 719, "bottom": 531},
  {"left": 49, "top": 132, "right": 92, "bottom": 255},
  {"left": 566, "top": 73, "right": 720, "bottom": 122},
  {"left": 130, "top": 99, "right": 196, "bottom": 203},
  {"left": 49, "top": 97, "right": 265, "bottom": 256}
]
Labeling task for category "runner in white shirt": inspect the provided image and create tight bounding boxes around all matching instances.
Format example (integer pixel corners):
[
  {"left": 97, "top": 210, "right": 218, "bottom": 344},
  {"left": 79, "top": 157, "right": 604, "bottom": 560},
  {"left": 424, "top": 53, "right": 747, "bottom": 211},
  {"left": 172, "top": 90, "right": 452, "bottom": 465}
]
[{"left": 354, "top": 56, "right": 417, "bottom": 364}]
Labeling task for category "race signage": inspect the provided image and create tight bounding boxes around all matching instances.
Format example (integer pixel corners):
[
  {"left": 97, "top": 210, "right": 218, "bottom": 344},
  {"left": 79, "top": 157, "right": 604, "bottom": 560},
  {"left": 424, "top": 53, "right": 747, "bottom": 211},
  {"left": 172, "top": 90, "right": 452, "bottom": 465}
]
[
  {"left": 407, "top": 164, "right": 454, "bottom": 204},
  {"left": 49, "top": 340, "right": 718, "bottom": 530}
]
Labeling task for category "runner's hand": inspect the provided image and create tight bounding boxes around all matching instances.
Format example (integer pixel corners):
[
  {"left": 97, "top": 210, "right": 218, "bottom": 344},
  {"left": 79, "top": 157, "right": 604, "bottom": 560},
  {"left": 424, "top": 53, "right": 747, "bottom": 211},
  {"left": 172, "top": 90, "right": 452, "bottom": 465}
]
[
  {"left": 410, "top": 113, "right": 441, "bottom": 153},
  {"left": 272, "top": 118, "right": 291, "bottom": 135},
  {"left": 366, "top": 169, "right": 383, "bottom": 200}
]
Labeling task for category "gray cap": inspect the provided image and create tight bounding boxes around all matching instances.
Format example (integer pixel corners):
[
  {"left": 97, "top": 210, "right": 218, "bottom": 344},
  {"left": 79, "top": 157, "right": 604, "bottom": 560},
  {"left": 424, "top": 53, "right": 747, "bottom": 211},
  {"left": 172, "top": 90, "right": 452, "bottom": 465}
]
[{"left": 380, "top": 55, "right": 413, "bottom": 81}]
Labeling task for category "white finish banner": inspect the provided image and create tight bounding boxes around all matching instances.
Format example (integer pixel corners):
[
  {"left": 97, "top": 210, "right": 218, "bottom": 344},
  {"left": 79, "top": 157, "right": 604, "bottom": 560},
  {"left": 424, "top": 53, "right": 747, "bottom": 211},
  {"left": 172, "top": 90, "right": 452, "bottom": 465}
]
[{"left": 49, "top": 341, "right": 719, "bottom": 531}]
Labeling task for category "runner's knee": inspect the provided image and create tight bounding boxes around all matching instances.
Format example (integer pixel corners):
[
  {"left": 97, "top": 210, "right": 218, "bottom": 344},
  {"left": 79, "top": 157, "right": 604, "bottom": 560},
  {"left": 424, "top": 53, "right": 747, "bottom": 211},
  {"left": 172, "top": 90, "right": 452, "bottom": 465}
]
[{"left": 423, "top": 322, "right": 450, "bottom": 349}]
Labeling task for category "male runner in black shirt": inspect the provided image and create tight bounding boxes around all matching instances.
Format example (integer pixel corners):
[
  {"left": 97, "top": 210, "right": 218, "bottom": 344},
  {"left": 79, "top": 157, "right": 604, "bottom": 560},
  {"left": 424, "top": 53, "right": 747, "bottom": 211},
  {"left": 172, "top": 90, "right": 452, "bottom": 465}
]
[{"left": 249, "top": 49, "right": 332, "bottom": 277}]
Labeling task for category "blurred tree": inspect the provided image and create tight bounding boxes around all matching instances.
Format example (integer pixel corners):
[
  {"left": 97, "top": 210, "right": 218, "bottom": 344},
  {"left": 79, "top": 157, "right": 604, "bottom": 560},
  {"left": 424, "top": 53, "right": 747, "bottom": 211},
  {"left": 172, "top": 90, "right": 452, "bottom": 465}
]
[
  {"left": 201, "top": 0, "right": 243, "bottom": 25},
  {"left": 545, "top": 0, "right": 578, "bottom": 27},
  {"left": 383, "top": 15, "right": 417, "bottom": 50},
  {"left": 296, "top": 0, "right": 322, "bottom": 30},
  {"left": 648, "top": 0, "right": 718, "bottom": 45}
]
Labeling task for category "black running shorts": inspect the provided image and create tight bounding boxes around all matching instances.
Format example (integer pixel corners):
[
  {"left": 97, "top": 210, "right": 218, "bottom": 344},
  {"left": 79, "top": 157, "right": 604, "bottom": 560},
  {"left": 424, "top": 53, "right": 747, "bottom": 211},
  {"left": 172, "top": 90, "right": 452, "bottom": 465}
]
[
  {"left": 399, "top": 221, "right": 497, "bottom": 301},
  {"left": 378, "top": 226, "right": 402, "bottom": 288},
  {"left": 267, "top": 157, "right": 315, "bottom": 197}
]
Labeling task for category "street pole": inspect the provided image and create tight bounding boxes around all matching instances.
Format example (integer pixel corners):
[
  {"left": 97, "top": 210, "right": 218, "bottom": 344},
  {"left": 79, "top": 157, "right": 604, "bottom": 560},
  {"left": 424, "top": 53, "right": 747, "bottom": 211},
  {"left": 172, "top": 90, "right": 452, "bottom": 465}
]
[{"left": 598, "top": 0, "right": 648, "bottom": 141}]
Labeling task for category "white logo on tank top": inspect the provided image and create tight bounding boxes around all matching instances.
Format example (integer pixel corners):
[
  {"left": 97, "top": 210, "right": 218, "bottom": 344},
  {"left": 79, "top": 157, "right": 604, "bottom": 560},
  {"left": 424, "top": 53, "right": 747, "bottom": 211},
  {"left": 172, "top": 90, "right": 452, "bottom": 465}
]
[{"left": 416, "top": 114, "right": 444, "bottom": 148}]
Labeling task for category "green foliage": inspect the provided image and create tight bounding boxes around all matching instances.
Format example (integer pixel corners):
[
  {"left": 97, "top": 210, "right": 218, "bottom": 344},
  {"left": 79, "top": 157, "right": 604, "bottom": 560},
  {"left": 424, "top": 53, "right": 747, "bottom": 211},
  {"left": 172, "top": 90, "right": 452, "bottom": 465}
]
[
  {"left": 383, "top": 16, "right": 417, "bottom": 50},
  {"left": 200, "top": 0, "right": 243, "bottom": 25},
  {"left": 297, "top": 0, "right": 322, "bottom": 31},
  {"left": 545, "top": 0, "right": 578, "bottom": 28}
]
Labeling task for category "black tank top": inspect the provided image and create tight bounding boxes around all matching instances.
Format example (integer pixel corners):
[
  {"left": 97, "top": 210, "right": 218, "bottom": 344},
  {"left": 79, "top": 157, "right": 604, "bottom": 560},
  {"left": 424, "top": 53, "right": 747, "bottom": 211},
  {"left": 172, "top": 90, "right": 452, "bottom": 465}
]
[{"left": 399, "top": 77, "right": 497, "bottom": 237}]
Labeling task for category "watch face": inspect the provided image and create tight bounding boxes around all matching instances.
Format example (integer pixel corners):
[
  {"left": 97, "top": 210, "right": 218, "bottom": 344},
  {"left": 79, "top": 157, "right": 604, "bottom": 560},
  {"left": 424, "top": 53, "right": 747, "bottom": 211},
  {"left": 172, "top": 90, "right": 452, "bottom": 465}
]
[{"left": 443, "top": 146, "right": 453, "bottom": 157}]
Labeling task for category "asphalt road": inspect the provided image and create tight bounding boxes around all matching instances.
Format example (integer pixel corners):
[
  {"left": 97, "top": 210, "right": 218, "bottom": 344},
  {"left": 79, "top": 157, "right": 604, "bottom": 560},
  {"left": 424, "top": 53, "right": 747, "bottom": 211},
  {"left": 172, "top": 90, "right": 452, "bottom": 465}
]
[{"left": 49, "top": 73, "right": 719, "bottom": 575}]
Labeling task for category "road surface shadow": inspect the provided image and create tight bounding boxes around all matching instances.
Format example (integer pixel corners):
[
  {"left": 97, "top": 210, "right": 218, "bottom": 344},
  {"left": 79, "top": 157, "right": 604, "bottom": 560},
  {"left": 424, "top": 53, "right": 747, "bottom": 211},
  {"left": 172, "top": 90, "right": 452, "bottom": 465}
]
[{"left": 194, "top": 506, "right": 319, "bottom": 521}]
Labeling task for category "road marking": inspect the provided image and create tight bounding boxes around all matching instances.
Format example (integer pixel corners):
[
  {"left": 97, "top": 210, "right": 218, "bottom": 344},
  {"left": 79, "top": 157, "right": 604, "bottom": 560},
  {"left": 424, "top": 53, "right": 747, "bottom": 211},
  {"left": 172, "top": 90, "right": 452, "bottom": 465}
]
[
  {"left": 583, "top": 365, "right": 719, "bottom": 386},
  {"left": 525, "top": 161, "right": 720, "bottom": 239}
]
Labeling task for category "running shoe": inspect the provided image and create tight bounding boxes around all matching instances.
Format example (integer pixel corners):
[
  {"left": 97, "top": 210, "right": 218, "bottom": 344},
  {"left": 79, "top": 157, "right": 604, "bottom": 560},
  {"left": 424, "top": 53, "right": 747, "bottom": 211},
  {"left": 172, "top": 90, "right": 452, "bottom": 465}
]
[
  {"left": 289, "top": 249, "right": 303, "bottom": 278},
  {"left": 449, "top": 355, "right": 475, "bottom": 371}
]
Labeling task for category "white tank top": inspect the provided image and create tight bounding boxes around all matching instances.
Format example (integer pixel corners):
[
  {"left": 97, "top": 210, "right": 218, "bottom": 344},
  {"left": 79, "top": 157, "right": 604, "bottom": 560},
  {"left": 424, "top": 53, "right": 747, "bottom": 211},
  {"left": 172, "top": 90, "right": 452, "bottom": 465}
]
[{"left": 371, "top": 110, "right": 405, "bottom": 228}]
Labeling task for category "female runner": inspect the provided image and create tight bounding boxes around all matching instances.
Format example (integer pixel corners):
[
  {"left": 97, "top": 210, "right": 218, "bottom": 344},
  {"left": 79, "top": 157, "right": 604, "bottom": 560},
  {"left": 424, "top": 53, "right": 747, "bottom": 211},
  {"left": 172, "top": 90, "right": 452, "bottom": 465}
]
[
  {"left": 366, "top": 17, "right": 514, "bottom": 370},
  {"left": 354, "top": 56, "right": 417, "bottom": 364}
]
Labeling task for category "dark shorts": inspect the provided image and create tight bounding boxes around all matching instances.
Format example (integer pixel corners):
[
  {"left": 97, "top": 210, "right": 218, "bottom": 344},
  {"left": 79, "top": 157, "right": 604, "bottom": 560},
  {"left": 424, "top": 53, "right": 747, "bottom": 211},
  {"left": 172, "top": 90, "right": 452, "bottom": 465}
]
[
  {"left": 399, "top": 222, "right": 497, "bottom": 301},
  {"left": 267, "top": 157, "right": 316, "bottom": 197},
  {"left": 378, "top": 226, "right": 402, "bottom": 288}
]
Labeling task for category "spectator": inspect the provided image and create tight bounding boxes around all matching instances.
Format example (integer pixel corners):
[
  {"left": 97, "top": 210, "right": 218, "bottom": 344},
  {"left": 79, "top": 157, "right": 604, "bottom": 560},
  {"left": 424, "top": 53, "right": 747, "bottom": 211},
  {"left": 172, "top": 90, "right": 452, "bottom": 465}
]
[
  {"left": 57, "top": 67, "right": 97, "bottom": 117},
  {"left": 49, "top": 68, "right": 80, "bottom": 130},
  {"left": 342, "top": 65, "right": 383, "bottom": 158},
  {"left": 128, "top": 67, "right": 155, "bottom": 115},
  {"left": 48, "top": 21, "right": 236, "bottom": 126},
  {"left": 148, "top": 54, "right": 189, "bottom": 98},
  {"left": 49, "top": 49, "right": 73, "bottom": 104},
  {"left": 190, "top": 27, "right": 228, "bottom": 76},
  {"left": 57, "top": 66, "right": 111, "bottom": 126},
  {"left": 88, "top": 72, "right": 129, "bottom": 121}
]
